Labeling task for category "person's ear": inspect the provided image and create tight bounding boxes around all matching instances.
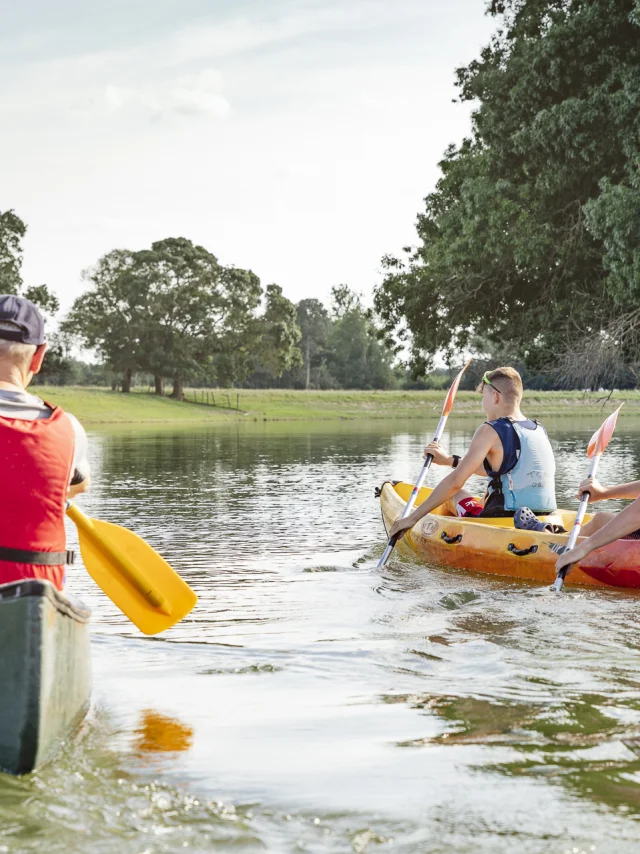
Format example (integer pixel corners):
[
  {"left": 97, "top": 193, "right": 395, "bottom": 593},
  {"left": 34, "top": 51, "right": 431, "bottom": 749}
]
[{"left": 30, "top": 343, "right": 48, "bottom": 375}]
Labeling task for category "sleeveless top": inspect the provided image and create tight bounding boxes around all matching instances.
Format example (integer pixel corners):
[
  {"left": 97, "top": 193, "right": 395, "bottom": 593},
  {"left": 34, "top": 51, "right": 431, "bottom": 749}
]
[{"left": 484, "top": 417, "right": 557, "bottom": 512}]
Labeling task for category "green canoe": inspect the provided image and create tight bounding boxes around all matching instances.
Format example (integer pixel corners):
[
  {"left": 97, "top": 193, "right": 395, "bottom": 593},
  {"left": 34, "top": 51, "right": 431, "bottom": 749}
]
[{"left": 0, "top": 579, "right": 92, "bottom": 776}]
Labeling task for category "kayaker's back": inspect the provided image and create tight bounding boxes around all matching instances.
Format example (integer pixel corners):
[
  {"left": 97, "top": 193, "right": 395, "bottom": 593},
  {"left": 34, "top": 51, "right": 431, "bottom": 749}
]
[{"left": 0, "top": 296, "right": 91, "bottom": 590}]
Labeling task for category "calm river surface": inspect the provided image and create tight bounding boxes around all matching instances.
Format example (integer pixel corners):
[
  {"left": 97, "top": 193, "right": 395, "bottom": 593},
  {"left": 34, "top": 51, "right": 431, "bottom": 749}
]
[{"left": 3, "top": 416, "right": 640, "bottom": 853}]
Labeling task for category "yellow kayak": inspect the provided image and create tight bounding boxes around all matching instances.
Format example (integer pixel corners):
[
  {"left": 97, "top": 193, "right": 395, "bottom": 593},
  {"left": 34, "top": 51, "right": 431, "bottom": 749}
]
[{"left": 379, "top": 481, "right": 640, "bottom": 589}]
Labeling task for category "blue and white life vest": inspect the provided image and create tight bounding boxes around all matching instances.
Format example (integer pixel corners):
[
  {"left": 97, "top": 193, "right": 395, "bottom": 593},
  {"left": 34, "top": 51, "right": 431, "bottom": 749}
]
[{"left": 484, "top": 418, "right": 556, "bottom": 512}]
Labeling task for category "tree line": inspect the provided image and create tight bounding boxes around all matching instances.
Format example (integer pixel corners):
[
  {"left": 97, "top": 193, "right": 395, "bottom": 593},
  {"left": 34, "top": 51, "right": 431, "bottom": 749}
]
[{"left": 0, "top": 214, "right": 406, "bottom": 393}]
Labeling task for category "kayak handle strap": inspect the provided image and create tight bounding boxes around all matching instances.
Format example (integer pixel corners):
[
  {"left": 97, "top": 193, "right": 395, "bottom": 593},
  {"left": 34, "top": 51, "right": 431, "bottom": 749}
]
[
  {"left": 508, "top": 543, "right": 538, "bottom": 557},
  {"left": 441, "top": 531, "right": 463, "bottom": 545}
]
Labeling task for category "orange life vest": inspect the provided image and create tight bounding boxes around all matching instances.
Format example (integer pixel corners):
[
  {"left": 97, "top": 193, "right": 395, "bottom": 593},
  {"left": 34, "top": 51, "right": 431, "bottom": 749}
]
[{"left": 0, "top": 405, "right": 75, "bottom": 590}]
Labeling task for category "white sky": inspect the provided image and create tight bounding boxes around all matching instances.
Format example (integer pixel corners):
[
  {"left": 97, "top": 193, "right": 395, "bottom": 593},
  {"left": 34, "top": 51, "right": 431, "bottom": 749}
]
[{"left": 1, "top": 0, "right": 496, "bottom": 315}]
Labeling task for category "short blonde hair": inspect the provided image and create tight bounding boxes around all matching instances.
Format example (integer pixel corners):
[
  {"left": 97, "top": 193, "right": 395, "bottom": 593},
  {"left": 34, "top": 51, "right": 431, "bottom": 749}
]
[
  {"left": 0, "top": 322, "right": 37, "bottom": 371},
  {"left": 476, "top": 366, "right": 523, "bottom": 402}
]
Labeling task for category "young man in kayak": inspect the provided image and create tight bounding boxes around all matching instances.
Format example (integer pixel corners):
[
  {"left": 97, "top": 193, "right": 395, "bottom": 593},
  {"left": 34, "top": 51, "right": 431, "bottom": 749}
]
[
  {"left": 0, "top": 295, "right": 90, "bottom": 591},
  {"left": 389, "top": 367, "right": 557, "bottom": 542},
  {"left": 554, "top": 478, "right": 640, "bottom": 575}
]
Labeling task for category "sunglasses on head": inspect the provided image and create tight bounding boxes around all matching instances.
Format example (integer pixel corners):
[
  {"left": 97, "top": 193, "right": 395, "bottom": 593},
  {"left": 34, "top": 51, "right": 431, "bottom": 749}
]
[{"left": 482, "top": 371, "right": 501, "bottom": 394}]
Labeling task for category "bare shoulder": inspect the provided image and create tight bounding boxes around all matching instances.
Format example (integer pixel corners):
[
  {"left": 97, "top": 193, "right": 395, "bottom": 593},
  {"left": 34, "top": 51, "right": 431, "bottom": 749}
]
[
  {"left": 469, "top": 422, "right": 501, "bottom": 454},
  {"left": 472, "top": 422, "right": 498, "bottom": 442}
]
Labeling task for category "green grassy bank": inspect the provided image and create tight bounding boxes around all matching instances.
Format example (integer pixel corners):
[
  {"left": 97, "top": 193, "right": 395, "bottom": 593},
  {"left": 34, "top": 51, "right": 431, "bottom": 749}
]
[{"left": 31, "top": 386, "right": 639, "bottom": 425}]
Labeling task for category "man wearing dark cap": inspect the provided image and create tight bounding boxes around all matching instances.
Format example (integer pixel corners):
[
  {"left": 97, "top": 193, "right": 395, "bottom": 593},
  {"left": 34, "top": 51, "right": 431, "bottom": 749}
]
[{"left": 0, "top": 295, "right": 90, "bottom": 590}]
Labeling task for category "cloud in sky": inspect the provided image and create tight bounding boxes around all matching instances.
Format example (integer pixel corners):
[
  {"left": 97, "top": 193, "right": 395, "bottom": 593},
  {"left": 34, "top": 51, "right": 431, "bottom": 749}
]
[
  {"left": 104, "top": 69, "right": 231, "bottom": 120},
  {"left": 0, "top": 0, "right": 496, "bottom": 313}
]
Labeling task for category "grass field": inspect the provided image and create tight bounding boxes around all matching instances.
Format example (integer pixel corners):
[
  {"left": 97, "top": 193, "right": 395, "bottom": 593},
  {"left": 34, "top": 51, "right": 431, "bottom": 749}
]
[{"left": 31, "top": 385, "right": 639, "bottom": 425}]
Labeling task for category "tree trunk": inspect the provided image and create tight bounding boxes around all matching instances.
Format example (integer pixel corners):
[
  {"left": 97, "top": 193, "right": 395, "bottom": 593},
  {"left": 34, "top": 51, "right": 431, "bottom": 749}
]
[
  {"left": 111, "top": 379, "right": 118, "bottom": 391},
  {"left": 122, "top": 367, "right": 133, "bottom": 393},
  {"left": 171, "top": 376, "right": 184, "bottom": 400},
  {"left": 154, "top": 374, "right": 164, "bottom": 395},
  {"left": 305, "top": 338, "right": 311, "bottom": 390}
]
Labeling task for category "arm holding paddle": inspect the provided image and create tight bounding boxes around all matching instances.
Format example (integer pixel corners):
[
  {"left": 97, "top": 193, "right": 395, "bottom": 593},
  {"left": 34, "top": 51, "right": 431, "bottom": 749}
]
[
  {"left": 552, "top": 406, "right": 623, "bottom": 591},
  {"left": 68, "top": 476, "right": 90, "bottom": 499},
  {"left": 424, "top": 442, "right": 487, "bottom": 477},
  {"left": 66, "top": 412, "right": 91, "bottom": 499},
  {"left": 389, "top": 425, "right": 496, "bottom": 541},
  {"left": 576, "top": 478, "right": 640, "bottom": 502},
  {"left": 377, "top": 359, "right": 472, "bottom": 568},
  {"left": 555, "top": 497, "right": 640, "bottom": 573},
  {"left": 424, "top": 441, "right": 488, "bottom": 478}
]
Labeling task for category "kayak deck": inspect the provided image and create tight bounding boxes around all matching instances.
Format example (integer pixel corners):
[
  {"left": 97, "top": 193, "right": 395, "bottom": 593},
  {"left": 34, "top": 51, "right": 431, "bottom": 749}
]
[
  {"left": 0, "top": 580, "right": 92, "bottom": 775},
  {"left": 380, "top": 481, "right": 640, "bottom": 589}
]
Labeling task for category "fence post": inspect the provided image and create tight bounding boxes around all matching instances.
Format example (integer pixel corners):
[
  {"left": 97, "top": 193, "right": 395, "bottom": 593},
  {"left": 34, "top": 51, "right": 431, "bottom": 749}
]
[{"left": 236, "top": 393, "right": 239, "bottom": 410}]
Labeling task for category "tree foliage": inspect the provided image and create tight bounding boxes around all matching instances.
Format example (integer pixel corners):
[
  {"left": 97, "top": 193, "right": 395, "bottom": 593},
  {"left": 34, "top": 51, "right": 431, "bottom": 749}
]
[
  {"left": 0, "top": 209, "right": 65, "bottom": 383},
  {"left": 327, "top": 286, "right": 397, "bottom": 389},
  {"left": 0, "top": 209, "right": 26, "bottom": 294},
  {"left": 244, "top": 288, "right": 399, "bottom": 390},
  {"left": 374, "top": 0, "right": 640, "bottom": 384},
  {"left": 258, "top": 284, "right": 302, "bottom": 377},
  {"left": 63, "top": 238, "right": 299, "bottom": 394},
  {"left": 295, "top": 299, "right": 332, "bottom": 389}
]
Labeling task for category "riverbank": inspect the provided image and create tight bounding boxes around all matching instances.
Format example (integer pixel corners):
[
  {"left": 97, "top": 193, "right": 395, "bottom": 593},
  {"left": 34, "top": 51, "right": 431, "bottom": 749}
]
[{"left": 32, "top": 386, "right": 638, "bottom": 424}]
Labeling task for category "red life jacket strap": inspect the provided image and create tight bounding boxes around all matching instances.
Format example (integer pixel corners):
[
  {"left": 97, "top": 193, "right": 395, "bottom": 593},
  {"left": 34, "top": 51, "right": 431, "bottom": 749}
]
[{"left": 0, "top": 546, "right": 75, "bottom": 565}]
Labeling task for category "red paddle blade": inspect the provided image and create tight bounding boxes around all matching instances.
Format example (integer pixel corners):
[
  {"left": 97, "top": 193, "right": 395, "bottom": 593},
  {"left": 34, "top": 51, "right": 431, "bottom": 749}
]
[
  {"left": 587, "top": 404, "right": 623, "bottom": 458},
  {"left": 442, "top": 358, "right": 472, "bottom": 417}
]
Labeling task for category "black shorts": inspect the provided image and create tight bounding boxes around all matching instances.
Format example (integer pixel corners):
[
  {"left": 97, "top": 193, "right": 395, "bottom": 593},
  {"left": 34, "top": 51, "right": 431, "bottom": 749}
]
[
  {"left": 478, "top": 491, "right": 554, "bottom": 519},
  {"left": 478, "top": 491, "right": 512, "bottom": 518}
]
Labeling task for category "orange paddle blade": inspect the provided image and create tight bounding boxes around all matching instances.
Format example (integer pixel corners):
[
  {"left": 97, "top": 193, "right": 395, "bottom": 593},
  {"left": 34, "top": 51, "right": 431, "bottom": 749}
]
[
  {"left": 442, "top": 358, "right": 472, "bottom": 417},
  {"left": 587, "top": 404, "right": 623, "bottom": 458}
]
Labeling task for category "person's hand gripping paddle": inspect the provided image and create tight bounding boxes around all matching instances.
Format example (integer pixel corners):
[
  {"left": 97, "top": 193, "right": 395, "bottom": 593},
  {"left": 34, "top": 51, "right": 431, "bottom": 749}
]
[
  {"left": 66, "top": 502, "right": 197, "bottom": 635},
  {"left": 377, "top": 359, "right": 472, "bottom": 569},
  {"left": 552, "top": 405, "right": 623, "bottom": 592}
]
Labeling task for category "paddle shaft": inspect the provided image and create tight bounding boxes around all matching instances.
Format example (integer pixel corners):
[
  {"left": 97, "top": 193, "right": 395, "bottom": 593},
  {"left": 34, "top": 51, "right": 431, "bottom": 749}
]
[
  {"left": 377, "top": 414, "right": 447, "bottom": 568},
  {"left": 553, "top": 456, "right": 600, "bottom": 592},
  {"left": 66, "top": 502, "right": 171, "bottom": 614}
]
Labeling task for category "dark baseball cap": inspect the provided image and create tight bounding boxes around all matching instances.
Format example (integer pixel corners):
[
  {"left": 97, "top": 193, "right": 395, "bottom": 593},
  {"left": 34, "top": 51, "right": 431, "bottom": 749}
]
[{"left": 0, "top": 295, "right": 46, "bottom": 345}]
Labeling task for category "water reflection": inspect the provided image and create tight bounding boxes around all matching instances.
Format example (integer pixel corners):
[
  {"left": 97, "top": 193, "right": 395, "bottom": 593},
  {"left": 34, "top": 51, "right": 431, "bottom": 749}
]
[{"left": 133, "top": 711, "right": 194, "bottom": 756}]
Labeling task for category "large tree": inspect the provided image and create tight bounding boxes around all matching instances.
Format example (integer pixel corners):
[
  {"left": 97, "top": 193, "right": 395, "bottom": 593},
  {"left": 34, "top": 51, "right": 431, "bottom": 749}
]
[
  {"left": 64, "top": 238, "right": 301, "bottom": 395},
  {"left": 131, "top": 239, "right": 263, "bottom": 398},
  {"left": 62, "top": 249, "right": 151, "bottom": 392},
  {"left": 375, "top": 0, "right": 640, "bottom": 384}
]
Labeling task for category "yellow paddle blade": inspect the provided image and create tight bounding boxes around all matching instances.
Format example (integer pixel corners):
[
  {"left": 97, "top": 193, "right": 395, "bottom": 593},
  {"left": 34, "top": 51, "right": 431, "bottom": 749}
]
[{"left": 67, "top": 503, "right": 197, "bottom": 636}]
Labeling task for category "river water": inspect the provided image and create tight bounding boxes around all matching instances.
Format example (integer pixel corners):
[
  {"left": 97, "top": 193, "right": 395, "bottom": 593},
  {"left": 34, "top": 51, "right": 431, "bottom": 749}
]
[{"left": 2, "top": 416, "right": 640, "bottom": 853}]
